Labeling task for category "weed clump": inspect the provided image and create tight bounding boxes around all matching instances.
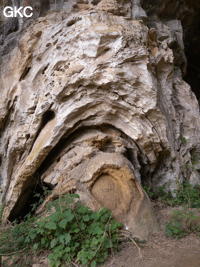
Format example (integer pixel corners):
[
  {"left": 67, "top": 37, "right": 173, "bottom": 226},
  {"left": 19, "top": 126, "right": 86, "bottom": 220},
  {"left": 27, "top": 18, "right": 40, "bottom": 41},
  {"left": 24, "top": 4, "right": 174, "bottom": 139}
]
[
  {"left": 144, "top": 182, "right": 200, "bottom": 208},
  {"left": 165, "top": 209, "right": 200, "bottom": 239},
  {"left": 144, "top": 182, "right": 200, "bottom": 240},
  {"left": 0, "top": 194, "right": 122, "bottom": 267}
]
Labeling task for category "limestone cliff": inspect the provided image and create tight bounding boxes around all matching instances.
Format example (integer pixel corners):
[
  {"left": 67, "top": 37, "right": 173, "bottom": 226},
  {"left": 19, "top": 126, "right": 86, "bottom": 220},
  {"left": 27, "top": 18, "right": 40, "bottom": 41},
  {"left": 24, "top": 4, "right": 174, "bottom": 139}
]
[{"left": 0, "top": 0, "right": 200, "bottom": 239}]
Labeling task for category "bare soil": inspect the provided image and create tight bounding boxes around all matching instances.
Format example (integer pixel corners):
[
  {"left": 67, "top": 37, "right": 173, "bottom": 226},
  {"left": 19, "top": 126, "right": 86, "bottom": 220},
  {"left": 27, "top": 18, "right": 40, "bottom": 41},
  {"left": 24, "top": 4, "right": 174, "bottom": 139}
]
[
  {"left": 103, "top": 205, "right": 200, "bottom": 267},
  {"left": 103, "top": 233, "right": 200, "bottom": 267}
]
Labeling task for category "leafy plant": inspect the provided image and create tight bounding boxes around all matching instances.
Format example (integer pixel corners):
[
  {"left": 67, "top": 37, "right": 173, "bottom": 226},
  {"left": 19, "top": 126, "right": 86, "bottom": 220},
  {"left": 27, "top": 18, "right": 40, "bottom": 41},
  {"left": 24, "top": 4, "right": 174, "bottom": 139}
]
[
  {"left": 0, "top": 194, "right": 122, "bottom": 267},
  {"left": 172, "top": 183, "right": 200, "bottom": 208},
  {"left": 179, "top": 135, "right": 187, "bottom": 145},
  {"left": 165, "top": 209, "right": 200, "bottom": 239},
  {"left": 28, "top": 184, "right": 51, "bottom": 217},
  {"left": 0, "top": 217, "right": 36, "bottom": 255},
  {"left": 165, "top": 220, "right": 187, "bottom": 239},
  {"left": 191, "top": 150, "right": 200, "bottom": 165},
  {"left": 144, "top": 185, "right": 174, "bottom": 205},
  {"left": 0, "top": 205, "right": 3, "bottom": 224},
  {"left": 144, "top": 182, "right": 200, "bottom": 208}
]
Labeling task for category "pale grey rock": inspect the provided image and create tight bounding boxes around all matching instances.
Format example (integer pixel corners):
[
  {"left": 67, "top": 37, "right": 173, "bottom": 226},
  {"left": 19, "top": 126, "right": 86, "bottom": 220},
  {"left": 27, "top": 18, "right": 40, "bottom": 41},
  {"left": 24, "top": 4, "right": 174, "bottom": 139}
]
[
  {"left": 0, "top": 0, "right": 200, "bottom": 239},
  {"left": 132, "top": 0, "right": 147, "bottom": 20}
]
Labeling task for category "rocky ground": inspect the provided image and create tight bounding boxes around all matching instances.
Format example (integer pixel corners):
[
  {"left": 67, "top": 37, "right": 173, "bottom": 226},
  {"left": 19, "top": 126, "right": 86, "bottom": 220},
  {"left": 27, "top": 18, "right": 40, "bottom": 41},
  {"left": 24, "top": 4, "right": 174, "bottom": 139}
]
[
  {"left": 19, "top": 205, "right": 199, "bottom": 267},
  {"left": 103, "top": 233, "right": 200, "bottom": 267},
  {"left": 30, "top": 233, "right": 200, "bottom": 267},
  {"left": 103, "top": 205, "right": 200, "bottom": 267}
]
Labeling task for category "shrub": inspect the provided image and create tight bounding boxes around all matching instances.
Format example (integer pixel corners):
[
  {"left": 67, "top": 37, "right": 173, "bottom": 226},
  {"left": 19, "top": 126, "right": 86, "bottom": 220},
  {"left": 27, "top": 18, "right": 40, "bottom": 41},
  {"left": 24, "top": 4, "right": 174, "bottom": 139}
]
[
  {"left": 165, "top": 209, "right": 200, "bottom": 239},
  {"left": 144, "top": 185, "right": 174, "bottom": 206},
  {"left": 0, "top": 194, "right": 122, "bottom": 267},
  {"left": 172, "top": 183, "right": 200, "bottom": 208},
  {"left": 144, "top": 182, "right": 200, "bottom": 208},
  {"left": 0, "top": 205, "right": 3, "bottom": 224}
]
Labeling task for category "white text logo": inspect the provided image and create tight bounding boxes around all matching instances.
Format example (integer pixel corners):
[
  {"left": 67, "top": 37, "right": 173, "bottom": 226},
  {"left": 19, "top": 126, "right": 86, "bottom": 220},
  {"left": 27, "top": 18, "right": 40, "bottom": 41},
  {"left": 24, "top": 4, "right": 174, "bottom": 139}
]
[{"left": 3, "top": 6, "right": 33, "bottom": 18}]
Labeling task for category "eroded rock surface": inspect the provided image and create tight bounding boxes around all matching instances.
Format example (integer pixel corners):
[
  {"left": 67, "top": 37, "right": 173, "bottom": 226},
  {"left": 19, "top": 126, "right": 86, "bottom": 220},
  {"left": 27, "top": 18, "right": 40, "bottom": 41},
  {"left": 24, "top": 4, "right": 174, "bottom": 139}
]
[{"left": 0, "top": 0, "right": 200, "bottom": 239}]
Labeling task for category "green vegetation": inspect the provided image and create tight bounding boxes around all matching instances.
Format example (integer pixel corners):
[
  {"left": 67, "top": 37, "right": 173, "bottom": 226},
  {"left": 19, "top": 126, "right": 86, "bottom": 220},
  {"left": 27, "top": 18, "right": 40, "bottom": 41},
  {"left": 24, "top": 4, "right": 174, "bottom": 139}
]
[
  {"left": 179, "top": 135, "right": 187, "bottom": 145},
  {"left": 172, "top": 182, "right": 200, "bottom": 208},
  {"left": 1, "top": 181, "right": 200, "bottom": 265},
  {"left": 191, "top": 151, "right": 200, "bottom": 165},
  {"left": 0, "top": 205, "right": 3, "bottom": 224},
  {"left": 144, "top": 182, "right": 200, "bottom": 208},
  {"left": 144, "top": 185, "right": 174, "bottom": 206},
  {"left": 144, "top": 182, "right": 200, "bottom": 240},
  {"left": 0, "top": 194, "right": 122, "bottom": 267},
  {"left": 165, "top": 209, "right": 200, "bottom": 239}
]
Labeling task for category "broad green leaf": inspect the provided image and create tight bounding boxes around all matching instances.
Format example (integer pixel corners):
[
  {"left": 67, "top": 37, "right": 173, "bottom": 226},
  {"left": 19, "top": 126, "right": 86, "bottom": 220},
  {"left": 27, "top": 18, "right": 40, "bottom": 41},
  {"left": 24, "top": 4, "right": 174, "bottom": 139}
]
[
  {"left": 59, "top": 219, "right": 69, "bottom": 229},
  {"left": 64, "top": 210, "right": 74, "bottom": 222},
  {"left": 33, "top": 243, "right": 39, "bottom": 250},
  {"left": 83, "top": 215, "right": 90, "bottom": 222},
  {"left": 45, "top": 222, "right": 57, "bottom": 230},
  {"left": 91, "top": 261, "right": 97, "bottom": 267},
  {"left": 50, "top": 238, "right": 58, "bottom": 248},
  {"left": 64, "top": 233, "right": 71, "bottom": 244}
]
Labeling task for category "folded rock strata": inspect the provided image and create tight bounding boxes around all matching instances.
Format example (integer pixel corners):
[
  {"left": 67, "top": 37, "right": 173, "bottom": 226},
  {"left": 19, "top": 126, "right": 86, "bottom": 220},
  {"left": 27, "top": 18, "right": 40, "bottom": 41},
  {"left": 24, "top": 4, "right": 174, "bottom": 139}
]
[{"left": 0, "top": 0, "right": 200, "bottom": 239}]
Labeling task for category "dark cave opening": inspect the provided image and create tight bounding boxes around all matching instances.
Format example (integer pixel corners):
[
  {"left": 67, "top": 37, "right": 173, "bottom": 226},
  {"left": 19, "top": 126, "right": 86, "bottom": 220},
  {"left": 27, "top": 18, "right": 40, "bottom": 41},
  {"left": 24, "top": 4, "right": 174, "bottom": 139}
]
[
  {"left": 141, "top": 0, "right": 200, "bottom": 102},
  {"left": 8, "top": 180, "right": 53, "bottom": 222},
  {"left": 41, "top": 110, "right": 55, "bottom": 126},
  {"left": 184, "top": 20, "right": 200, "bottom": 102},
  {"left": 8, "top": 110, "right": 57, "bottom": 221},
  {"left": 8, "top": 124, "right": 147, "bottom": 221}
]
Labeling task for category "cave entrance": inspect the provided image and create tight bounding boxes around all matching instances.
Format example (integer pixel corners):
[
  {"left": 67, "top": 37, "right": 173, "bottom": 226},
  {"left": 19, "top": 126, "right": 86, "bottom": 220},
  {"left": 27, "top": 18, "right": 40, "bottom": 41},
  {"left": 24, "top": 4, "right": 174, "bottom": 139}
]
[
  {"left": 141, "top": 0, "right": 200, "bottom": 103},
  {"left": 8, "top": 180, "right": 53, "bottom": 222},
  {"left": 184, "top": 17, "right": 200, "bottom": 102}
]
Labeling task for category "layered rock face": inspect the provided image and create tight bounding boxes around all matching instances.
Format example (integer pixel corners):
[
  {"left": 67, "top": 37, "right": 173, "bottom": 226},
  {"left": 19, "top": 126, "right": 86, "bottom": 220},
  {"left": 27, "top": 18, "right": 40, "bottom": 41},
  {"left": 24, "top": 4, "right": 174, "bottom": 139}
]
[{"left": 0, "top": 0, "right": 200, "bottom": 238}]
